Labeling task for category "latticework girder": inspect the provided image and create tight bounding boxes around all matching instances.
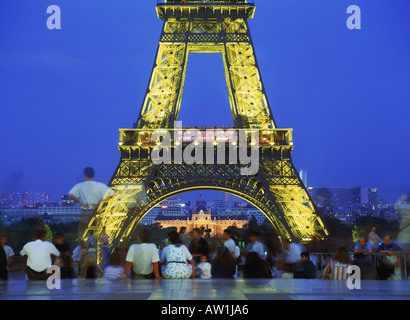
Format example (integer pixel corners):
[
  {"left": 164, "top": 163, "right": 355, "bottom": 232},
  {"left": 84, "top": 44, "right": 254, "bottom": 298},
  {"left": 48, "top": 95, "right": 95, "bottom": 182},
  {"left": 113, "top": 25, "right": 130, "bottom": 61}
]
[{"left": 84, "top": 1, "right": 328, "bottom": 259}]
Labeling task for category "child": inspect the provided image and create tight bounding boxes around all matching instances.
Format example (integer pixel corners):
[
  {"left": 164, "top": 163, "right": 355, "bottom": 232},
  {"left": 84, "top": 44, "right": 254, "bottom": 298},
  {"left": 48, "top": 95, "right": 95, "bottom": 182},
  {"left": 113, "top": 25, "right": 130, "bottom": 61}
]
[
  {"left": 104, "top": 252, "right": 124, "bottom": 280},
  {"left": 195, "top": 255, "right": 212, "bottom": 279}
]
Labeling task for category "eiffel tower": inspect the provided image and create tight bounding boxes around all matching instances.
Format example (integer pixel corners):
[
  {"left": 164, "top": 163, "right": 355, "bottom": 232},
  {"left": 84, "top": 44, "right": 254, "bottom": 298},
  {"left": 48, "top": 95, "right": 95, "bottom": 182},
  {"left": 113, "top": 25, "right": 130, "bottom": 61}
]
[{"left": 83, "top": 0, "right": 328, "bottom": 257}]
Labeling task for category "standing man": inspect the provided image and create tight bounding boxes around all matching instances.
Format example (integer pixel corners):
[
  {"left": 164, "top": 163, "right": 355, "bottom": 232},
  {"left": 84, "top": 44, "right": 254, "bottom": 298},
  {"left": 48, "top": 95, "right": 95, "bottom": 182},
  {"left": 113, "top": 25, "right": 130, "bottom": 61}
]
[
  {"left": 0, "top": 235, "right": 14, "bottom": 269},
  {"left": 244, "top": 231, "right": 266, "bottom": 260},
  {"left": 20, "top": 229, "right": 60, "bottom": 280},
  {"left": 223, "top": 229, "right": 236, "bottom": 257},
  {"left": 86, "top": 230, "right": 98, "bottom": 259},
  {"left": 118, "top": 230, "right": 161, "bottom": 280},
  {"left": 68, "top": 167, "right": 115, "bottom": 240},
  {"left": 101, "top": 227, "right": 110, "bottom": 269},
  {"left": 189, "top": 228, "right": 210, "bottom": 264},
  {"left": 282, "top": 239, "right": 303, "bottom": 271},
  {"left": 368, "top": 226, "right": 382, "bottom": 251},
  {"left": 72, "top": 240, "right": 86, "bottom": 275}
]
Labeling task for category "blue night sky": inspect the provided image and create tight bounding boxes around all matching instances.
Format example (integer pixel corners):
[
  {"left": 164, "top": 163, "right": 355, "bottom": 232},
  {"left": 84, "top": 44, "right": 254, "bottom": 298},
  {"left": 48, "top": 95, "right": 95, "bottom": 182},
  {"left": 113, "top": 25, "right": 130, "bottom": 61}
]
[{"left": 0, "top": 0, "right": 409, "bottom": 202}]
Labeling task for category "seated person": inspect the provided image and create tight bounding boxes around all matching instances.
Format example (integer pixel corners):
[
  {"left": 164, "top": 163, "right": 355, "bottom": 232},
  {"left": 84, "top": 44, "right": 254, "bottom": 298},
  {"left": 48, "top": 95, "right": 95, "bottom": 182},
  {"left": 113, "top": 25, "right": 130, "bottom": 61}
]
[
  {"left": 189, "top": 228, "right": 210, "bottom": 264},
  {"left": 104, "top": 252, "right": 125, "bottom": 280},
  {"left": 161, "top": 231, "right": 194, "bottom": 279},
  {"left": 211, "top": 246, "right": 236, "bottom": 279},
  {"left": 20, "top": 229, "right": 60, "bottom": 281},
  {"left": 195, "top": 255, "right": 212, "bottom": 279},
  {"left": 322, "top": 247, "right": 352, "bottom": 280},
  {"left": 293, "top": 252, "right": 317, "bottom": 279},
  {"left": 119, "top": 230, "right": 160, "bottom": 280},
  {"left": 243, "top": 252, "right": 272, "bottom": 279},
  {"left": 353, "top": 253, "right": 378, "bottom": 280}
]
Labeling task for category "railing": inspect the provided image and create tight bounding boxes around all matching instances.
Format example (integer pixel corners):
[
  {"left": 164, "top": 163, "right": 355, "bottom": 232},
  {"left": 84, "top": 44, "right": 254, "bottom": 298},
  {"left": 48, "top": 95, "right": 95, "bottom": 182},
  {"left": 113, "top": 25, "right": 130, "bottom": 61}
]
[
  {"left": 157, "top": 0, "right": 255, "bottom": 4},
  {"left": 310, "top": 252, "right": 408, "bottom": 280},
  {"left": 119, "top": 128, "right": 293, "bottom": 148}
]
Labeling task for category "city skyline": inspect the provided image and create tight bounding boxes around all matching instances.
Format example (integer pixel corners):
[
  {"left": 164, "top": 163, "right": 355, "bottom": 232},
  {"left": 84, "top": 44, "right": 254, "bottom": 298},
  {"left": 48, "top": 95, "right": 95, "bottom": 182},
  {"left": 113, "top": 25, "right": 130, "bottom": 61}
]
[{"left": 1, "top": 0, "right": 410, "bottom": 204}]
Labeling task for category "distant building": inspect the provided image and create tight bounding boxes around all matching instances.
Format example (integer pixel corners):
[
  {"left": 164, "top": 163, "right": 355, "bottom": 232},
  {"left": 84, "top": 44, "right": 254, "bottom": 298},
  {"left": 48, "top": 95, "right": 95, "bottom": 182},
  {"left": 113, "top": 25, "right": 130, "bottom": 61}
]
[
  {"left": 217, "top": 207, "right": 266, "bottom": 225},
  {"left": 153, "top": 203, "right": 248, "bottom": 236},
  {"left": 0, "top": 190, "right": 52, "bottom": 207},
  {"left": 0, "top": 207, "right": 39, "bottom": 222},
  {"left": 61, "top": 195, "right": 75, "bottom": 207},
  {"left": 309, "top": 187, "right": 378, "bottom": 207},
  {"left": 38, "top": 204, "right": 81, "bottom": 223},
  {"left": 0, "top": 203, "right": 80, "bottom": 224},
  {"left": 369, "top": 188, "right": 379, "bottom": 207},
  {"left": 299, "top": 169, "right": 308, "bottom": 187},
  {"left": 139, "top": 204, "right": 187, "bottom": 225},
  {"left": 0, "top": 191, "right": 8, "bottom": 206},
  {"left": 161, "top": 198, "right": 181, "bottom": 208}
]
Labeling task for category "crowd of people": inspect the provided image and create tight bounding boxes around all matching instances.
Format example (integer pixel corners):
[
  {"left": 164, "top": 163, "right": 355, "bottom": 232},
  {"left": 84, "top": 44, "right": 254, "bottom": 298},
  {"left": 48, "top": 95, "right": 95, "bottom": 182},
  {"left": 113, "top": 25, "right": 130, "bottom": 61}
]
[
  {"left": 0, "top": 227, "right": 271, "bottom": 281},
  {"left": 318, "top": 228, "right": 405, "bottom": 281},
  {"left": 0, "top": 223, "right": 406, "bottom": 282},
  {"left": 0, "top": 168, "right": 407, "bottom": 282}
]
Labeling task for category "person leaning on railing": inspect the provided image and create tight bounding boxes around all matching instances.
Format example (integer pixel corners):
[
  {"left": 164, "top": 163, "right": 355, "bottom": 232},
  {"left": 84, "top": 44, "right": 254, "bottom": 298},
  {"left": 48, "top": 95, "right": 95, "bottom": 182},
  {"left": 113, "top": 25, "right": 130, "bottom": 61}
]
[
  {"left": 376, "top": 235, "right": 403, "bottom": 280},
  {"left": 354, "top": 237, "right": 372, "bottom": 255}
]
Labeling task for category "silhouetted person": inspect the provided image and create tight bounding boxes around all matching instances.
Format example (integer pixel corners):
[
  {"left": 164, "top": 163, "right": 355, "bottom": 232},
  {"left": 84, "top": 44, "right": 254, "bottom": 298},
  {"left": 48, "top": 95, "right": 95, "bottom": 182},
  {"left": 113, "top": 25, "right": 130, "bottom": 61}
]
[
  {"left": 0, "top": 235, "right": 14, "bottom": 269},
  {"left": 243, "top": 252, "right": 272, "bottom": 279},
  {"left": 0, "top": 246, "right": 8, "bottom": 280},
  {"left": 353, "top": 253, "right": 378, "bottom": 280},
  {"left": 293, "top": 252, "right": 317, "bottom": 279},
  {"left": 211, "top": 246, "right": 236, "bottom": 279},
  {"left": 189, "top": 228, "right": 209, "bottom": 263},
  {"left": 54, "top": 233, "right": 71, "bottom": 258}
]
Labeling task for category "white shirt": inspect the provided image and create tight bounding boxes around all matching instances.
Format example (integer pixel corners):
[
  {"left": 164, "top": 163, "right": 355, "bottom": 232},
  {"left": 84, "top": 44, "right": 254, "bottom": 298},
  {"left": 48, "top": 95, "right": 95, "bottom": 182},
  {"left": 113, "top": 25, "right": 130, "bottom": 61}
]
[
  {"left": 160, "top": 244, "right": 193, "bottom": 264},
  {"left": 69, "top": 181, "right": 115, "bottom": 209},
  {"left": 197, "top": 262, "right": 212, "bottom": 279},
  {"left": 246, "top": 241, "right": 266, "bottom": 259},
  {"left": 20, "top": 240, "right": 60, "bottom": 272},
  {"left": 2, "top": 245, "right": 14, "bottom": 261},
  {"left": 368, "top": 231, "right": 382, "bottom": 247},
  {"left": 104, "top": 266, "right": 125, "bottom": 280},
  {"left": 224, "top": 239, "right": 236, "bottom": 254},
  {"left": 126, "top": 243, "right": 160, "bottom": 275},
  {"left": 285, "top": 243, "right": 303, "bottom": 264}
]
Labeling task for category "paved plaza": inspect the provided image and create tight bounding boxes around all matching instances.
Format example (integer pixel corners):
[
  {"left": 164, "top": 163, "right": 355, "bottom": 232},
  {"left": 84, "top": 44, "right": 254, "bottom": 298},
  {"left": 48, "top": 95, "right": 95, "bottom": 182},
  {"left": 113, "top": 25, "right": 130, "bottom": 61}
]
[{"left": 1, "top": 272, "right": 409, "bottom": 300}]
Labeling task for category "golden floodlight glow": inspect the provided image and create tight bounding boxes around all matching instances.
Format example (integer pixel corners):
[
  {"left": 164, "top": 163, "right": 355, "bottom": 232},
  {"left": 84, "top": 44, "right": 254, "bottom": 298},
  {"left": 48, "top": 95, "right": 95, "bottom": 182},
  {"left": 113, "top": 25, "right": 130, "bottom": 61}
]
[{"left": 83, "top": 1, "right": 328, "bottom": 254}]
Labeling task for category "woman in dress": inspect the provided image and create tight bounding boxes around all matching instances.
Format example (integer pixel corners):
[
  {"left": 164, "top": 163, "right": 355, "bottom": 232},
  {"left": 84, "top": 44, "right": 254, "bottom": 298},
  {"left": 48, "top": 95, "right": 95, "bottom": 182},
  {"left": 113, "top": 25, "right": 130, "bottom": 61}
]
[{"left": 160, "top": 231, "right": 195, "bottom": 279}]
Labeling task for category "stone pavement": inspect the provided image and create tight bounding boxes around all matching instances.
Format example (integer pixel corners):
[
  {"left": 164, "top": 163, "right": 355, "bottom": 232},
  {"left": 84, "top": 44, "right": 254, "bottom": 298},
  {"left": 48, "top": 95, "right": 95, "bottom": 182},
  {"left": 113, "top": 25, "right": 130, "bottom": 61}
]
[{"left": 1, "top": 272, "right": 410, "bottom": 300}]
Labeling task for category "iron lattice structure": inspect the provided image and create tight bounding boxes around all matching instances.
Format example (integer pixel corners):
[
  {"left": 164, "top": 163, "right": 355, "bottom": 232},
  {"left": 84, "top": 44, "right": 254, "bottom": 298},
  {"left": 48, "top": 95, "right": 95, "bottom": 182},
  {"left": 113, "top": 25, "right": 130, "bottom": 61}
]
[{"left": 84, "top": 0, "right": 328, "bottom": 257}]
